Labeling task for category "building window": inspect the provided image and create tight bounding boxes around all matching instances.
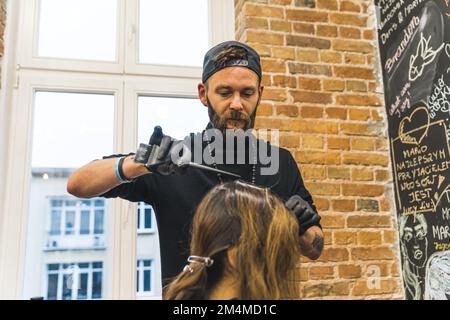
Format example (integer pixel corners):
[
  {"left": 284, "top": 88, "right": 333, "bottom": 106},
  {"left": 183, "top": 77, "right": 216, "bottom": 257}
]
[
  {"left": 137, "top": 202, "right": 155, "bottom": 233},
  {"left": 49, "top": 198, "right": 105, "bottom": 236},
  {"left": 136, "top": 259, "right": 153, "bottom": 295},
  {"left": 46, "top": 262, "right": 103, "bottom": 300}
]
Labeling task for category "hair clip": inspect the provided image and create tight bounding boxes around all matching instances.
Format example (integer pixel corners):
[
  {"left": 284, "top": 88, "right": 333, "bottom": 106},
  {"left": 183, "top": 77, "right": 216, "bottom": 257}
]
[
  {"left": 187, "top": 255, "right": 214, "bottom": 267},
  {"left": 183, "top": 265, "right": 194, "bottom": 273}
]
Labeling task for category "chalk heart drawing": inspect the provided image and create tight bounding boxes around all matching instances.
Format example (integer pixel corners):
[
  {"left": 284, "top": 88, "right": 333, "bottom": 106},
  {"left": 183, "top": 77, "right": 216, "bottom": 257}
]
[{"left": 399, "top": 106, "right": 430, "bottom": 145}]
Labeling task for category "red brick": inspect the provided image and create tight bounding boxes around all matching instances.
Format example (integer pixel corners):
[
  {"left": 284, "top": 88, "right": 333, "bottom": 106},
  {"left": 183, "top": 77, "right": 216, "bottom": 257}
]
[
  {"left": 286, "top": 9, "right": 329, "bottom": 22},
  {"left": 245, "top": 3, "right": 284, "bottom": 19},
  {"left": 270, "top": 20, "right": 292, "bottom": 32},
  {"left": 279, "top": 134, "right": 300, "bottom": 148},
  {"left": 340, "top": 123, "right": 376, "bottom": 136},
  {"left": 273, "top": 75, "right": 297, "bottom": 88},
  {"left": 327, "top": 167, "right": 350, "bottom": 180},
  {"left": 328, "top": 137, "right": 350, "bottom": 150},
  {"left": 288, "top": 63, "right": 332, "bottom": 76},
  {"left": 317, "top": 25, "right": 338, "bottom": 37},
  {"left": 332, "top": 199, "right": 355, "bottom": 212},
  {"left": 286, "top": 35, "right": 331, "bottom": 50},
  {"left": 323, "top": 79, "right": 345, "bottom": 91},
  {"left": 352, "top": 168, "right": 374, "bottom": 181},
  {"left": 246, "top": 30, "right": 284, "bottom": 45},
  {"left": 342, "top": 153, "right": 389, "bottom": 166},
  {"left": 271, "top": 47, "right": 295, "bottom": 60},
  {"left": 336, "top": 94, "right": 382, "bottom": 106},
  {"left": 309, "top": 266, "right": 335, "bottom": 280},
  {"left": 326, "top": 107, "right": 347, "bottom": 120},
  {"left": 296, "top": 49, "right": 319, "bottom": 62},
  {"left": 330, "top": 12, "right": 368, "bottom": 27},
  {"left": 261, "top": 88, "right": 287, "bottom": 101},
  {"left": 276, "top": 104, "right": 299, "bottom": 117},
  {"left": 302, "top": 135, "right": 324, "bottom": 149},
  {"left": 340, "top": 1, "right": 361, "bottom": 13},
  {"left": 261, "top": 58, "right": 286, "bottom": 73},
  {"left": 320, "top": 51, "right": 342, "bottom": 64},
  {"left": 305, "top": 181, "right": 341, "bottom": 195},
  {"left": 301, "top": 106, "right": 324, "bottom": 118},
  {"left": 332, "top": 39, "right": 374, "bottom": 53},
  {"left": 298, "top": 77, "right": 321, "bottom": 90},
  {"left": 351, "top": 247, "right": 395, "bottom": 261},
  {"left": 338, "top": 265, "right": 361, "bottom": 279},
  {"left": 291, "top": 90, "right": 333, "bottom": 104},
  {"left": 334, "top": 66, "right": 375, "bottom": 80},
  {"left": 245, "top": 17, "right": 269, "bottom": 30},
  {"left": 347, "top": 215, "right": 391, "bottom": 228},
  {"left": 321, "top": 215, "right": 346, "bottom": 229},
  {"left": 339, "top": 26, "right": 361, "bottom": 39},
  {"left": 295, "top": 151, "right": 341, "bottom": 166},
  {"left": 351, "top": 138, "right": 374, "bottom": 151},
  {"left": 256, "top": 103, "right": 273, "bottom": 116},
  {"left": 301, "top": 165, "right": 326, "bottom": 179},
  {"left": 293, "top": 22, "right": 315, "bottom": 34},
  {"left": 349, "top": 108, "right": 371, "bottom": 120},
  {"left": 317, "top": 0, "right": 338, "bottom": 10},
  {"left": 347, "top": 80, "right": 368, "bottom": 92},
  {"left": 334, "top": 231, "right": 357, "bottom": 245},
  {"left": 342, "top": 183, "right": 384, "bottom": 196},
  {"left": 358, "top": 231, "right": 382, "bottom": 245},
  {"left": 316, "top": 247, "right": 349, "bottom": 262}
]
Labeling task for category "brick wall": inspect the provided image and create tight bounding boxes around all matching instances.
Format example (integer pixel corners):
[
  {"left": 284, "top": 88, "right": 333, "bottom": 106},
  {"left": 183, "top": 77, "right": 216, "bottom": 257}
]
[{"left": 235, "top": 0, "right": 404, "bottom": 299}]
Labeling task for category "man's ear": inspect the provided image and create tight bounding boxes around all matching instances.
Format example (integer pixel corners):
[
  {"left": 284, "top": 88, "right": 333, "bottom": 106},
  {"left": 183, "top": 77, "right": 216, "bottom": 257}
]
[
  {"left": 226, "top": 246, "right": 238, "bottom": 269},
  {"left": 198, "top": 83, "right": 208, "bottom": 107}
]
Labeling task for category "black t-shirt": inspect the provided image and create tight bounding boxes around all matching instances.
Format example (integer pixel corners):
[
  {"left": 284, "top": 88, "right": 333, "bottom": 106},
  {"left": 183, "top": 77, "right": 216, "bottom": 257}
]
[{"left": 100, "top": 135, "right": 319, "bottom": 285}]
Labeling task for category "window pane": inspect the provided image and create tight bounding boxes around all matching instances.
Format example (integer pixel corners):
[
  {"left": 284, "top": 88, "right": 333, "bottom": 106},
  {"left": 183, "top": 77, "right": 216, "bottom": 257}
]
[
  {"left": 62, "top": 274, "right": 72, "bottom": 300},
  {"left": 80, "top": 211, "right": 90, "bottom": 235},
  {"left": 78, "top": 273, "right": 88, "bottom": 300},
  {"left": 94, "top": 210, "right": 104, "bottom": 235},
  {"left": 92, "top": 272, "right": 102, "bottom": 299},
  {"left": 38, "top": 0, "right": 118, "bottom": 61},
  {"left": 143, "top": 270, "right": 151, "bottom": 292},
  {"left": 50, "top": 210, "right": 61, "bottom": 235},
  {"left": 136, "top": 96, "right": 209, "bottom": 299},
  {"left": 144, "top": 208, "right": 152, "bottom": 229},
  {"left": 65, "top": 211, "right": 75, "bottom": 235},
  {"left": 23, "top": 92, "right": 113, "bottom": 300},
  {"left": 138, "top": 96, "right": 209, "bottom": 142},
  {"left": 47, "top": 274, "right": 58, "bottom": 300},
  {"left": 139, "top": 0, "right": 208, "bottom": 66}
]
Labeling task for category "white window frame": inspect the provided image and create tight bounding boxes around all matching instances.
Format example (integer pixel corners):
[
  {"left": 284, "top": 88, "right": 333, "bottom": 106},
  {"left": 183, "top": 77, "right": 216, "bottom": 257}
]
[
  {"left": 137, "top": 202, "right": 155, "bottom": 234},
  {"left": 0, "top": 0, "right": 234, "bottom": 300},
  {"left": 136, "top": 259, "right": 153, "bottom": 297},
  {"left": 48, "top": 197, "right": 106, "bottom": 237},
  {"left": 45, "top": 262, "right": 103, "bottom": 300}
]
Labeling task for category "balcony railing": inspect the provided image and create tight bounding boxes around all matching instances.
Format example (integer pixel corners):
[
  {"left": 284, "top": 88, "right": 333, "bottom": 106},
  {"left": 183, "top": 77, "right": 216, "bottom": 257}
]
[{"left": 44, "top": 234, "right": 106, "bottom": 251}]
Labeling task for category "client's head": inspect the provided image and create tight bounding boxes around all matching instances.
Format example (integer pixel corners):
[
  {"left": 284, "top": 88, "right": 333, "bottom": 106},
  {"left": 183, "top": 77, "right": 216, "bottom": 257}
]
[{"left": 164, "top": 180, "right": 300, "bottom": 300}]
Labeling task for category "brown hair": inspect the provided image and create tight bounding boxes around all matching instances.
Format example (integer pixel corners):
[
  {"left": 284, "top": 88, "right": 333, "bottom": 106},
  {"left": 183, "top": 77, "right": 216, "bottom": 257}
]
[{"left": 164, "top": 180, "right": 300, "bottom": 300}]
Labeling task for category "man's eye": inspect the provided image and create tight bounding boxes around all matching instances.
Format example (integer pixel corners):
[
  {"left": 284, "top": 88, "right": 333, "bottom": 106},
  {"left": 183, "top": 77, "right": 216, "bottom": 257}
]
[{"left": 218, "top": 91, "right": 231, "bottom": 96}]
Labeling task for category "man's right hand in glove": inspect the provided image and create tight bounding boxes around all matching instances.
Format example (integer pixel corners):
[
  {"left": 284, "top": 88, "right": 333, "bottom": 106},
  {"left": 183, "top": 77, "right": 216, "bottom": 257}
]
[{"left": 134, "top": 126, "right": 189, "bottom": 175}]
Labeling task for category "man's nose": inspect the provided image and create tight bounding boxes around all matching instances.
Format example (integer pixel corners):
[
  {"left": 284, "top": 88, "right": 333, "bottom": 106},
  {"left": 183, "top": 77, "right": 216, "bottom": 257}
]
[{"left": 229, "top": 93, "right": 244, "bottom": 111}]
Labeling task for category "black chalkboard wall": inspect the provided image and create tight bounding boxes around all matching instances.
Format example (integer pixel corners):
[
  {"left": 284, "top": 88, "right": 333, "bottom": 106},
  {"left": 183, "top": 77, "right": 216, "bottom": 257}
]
[{"left": 375, "top": 0, "right": 450, "bottom": 299}]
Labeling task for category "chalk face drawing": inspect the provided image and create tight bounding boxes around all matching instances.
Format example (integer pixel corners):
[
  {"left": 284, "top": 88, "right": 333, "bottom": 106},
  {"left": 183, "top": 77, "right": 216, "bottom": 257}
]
[
  {"left": 376, "top": 0, "right": 450, "bottom": 299},
  {"left": 399, "top": 214, "right": 428, "bottom": 299}
]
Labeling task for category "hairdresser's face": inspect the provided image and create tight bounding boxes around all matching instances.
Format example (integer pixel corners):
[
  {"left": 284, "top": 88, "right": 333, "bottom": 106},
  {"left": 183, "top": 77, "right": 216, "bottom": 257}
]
[
  {"left": 402, "top": 217, "right": 428, "bottom": 268},
  {"left": 198, "top": 67, "right": 264, "bottom": 131}
]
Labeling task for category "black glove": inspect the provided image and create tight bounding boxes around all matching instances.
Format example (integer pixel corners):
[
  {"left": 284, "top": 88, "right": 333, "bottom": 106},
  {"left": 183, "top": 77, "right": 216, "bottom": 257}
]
[
  {"left": 285, "top": 195, "right": 321, "bottom": 236},
  {"left": 135, "top": 126, "right": 188, "bottom": 175}
]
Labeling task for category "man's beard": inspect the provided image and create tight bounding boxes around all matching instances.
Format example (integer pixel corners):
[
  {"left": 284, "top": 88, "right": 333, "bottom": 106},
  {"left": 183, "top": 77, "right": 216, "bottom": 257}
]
[{"left": 206, "top": 96, "right": 257, "bottom": 133}]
